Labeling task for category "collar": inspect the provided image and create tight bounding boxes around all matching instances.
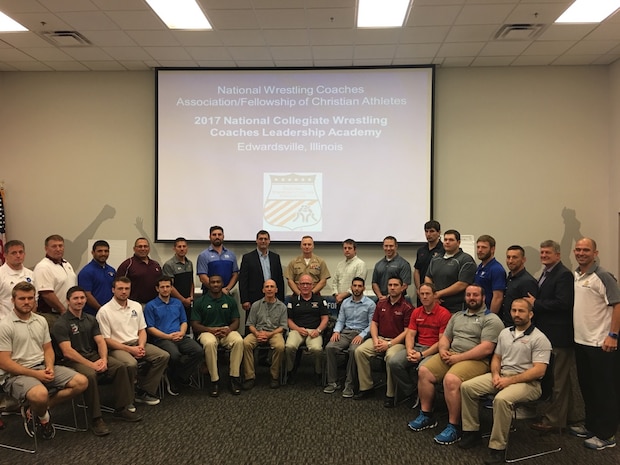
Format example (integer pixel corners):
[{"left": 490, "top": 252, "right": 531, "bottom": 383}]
[
  {"left": 464, "top": 306, "right": 488, "bottom": 317},
  {"left": 575, "top": 261, "right": 599, "bottom": 276},
  {"left": 509, "top": 324, "right": 536, "bottom": 336},
  {"left": 257, "top": 248, "right": 269, "bottom": 257},
  {"left": 45, "top": 255, "right": 65, "bottom": 265}
]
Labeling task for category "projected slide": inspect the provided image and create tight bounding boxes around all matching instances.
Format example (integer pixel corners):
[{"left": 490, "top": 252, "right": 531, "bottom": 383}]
[{"left": 156, "top": 67, "right": 433, "bottom": 243}]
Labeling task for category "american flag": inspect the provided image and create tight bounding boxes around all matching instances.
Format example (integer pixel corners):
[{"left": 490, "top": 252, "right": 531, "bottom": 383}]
[{"left": 0, "top": 188, "right": 5, "bottom": 265}]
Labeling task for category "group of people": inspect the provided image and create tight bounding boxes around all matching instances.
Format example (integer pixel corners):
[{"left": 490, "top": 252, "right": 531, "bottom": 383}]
[{"left": 0, "top": 223, "right": 617, "bottom": 464}]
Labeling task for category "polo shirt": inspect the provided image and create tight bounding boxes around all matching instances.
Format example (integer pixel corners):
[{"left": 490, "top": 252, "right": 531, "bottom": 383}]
[
  {"left": 33, "top": 256, "right": 77, "bottom": 313},
  {"left": 116, "top": 256, "right": 162, "bottom": 304},
  {"left": 144, "top": 296, "right": 187, "bottom": 342},
  {"left": 444, "top": 307, "right": 504, "bottom": 354},
  {"left": 78, "top": 259, "right": 116, "bottom": 315},
  {"left": 287, "top": 294, "right": 328, "bottom": 329},
  {"left": 372, "top": 254, "right": 412, "bottom": 296},
  {"left": 52, "top": 310, "right": 101, "bottom": 359},
  {"left": 246, "top": 299, "right": 288, "bottom": 332},
  {"left": 0, "top": 311, "right": 49, "bottom": 382},
  {"left": 408, "top": 303, "right": 452, "bottom": 347},
  {"left": 96, "top": 297, "right": 146, "bottom": 345},
  {"left": 495, "top": 324, "right": 551, "bottom": 374},
  {"left": 191, "top": 292, "right": 239, "bottom": 328},
  {"left": 574, "top": 263, "right": 620, "bottom": 347},
  {"left": 0, "top": 263, "right": 34, "bottom": 320},
  {"left": 502, "top": 268, "right": 538, "bottom": 325},
  {"left": 475, "top": 257, "right": 507, "bottom": 309},
  {"left": 414, "top": 242, "right": 445, "bottom": 282},
  {"left": 163, "top": 256, "right": 194, "bottom": 300},
  {"left": 196, "top": 246, "right": 238, "bottom": 288},
  {"left": 426, "top": 249, "right": 476, "bottom": 313},
  {"left": 372, "top": 295, "right": 413, "bottom": 339}
]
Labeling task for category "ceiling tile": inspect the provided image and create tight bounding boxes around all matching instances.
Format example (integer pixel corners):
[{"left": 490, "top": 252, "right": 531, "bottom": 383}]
[
  {"left": 228, "top": 46, "right": 273, "bottom": 61},
  {"left": 395, "top": 43, "right": 441, "bottom": 58},
  {"left": 186, "top": 46, "right": 231, "bottom": 61},
  {"left": 216, "top": 30, "right": 265, "bottom": 46},
  {"left": 172, "top": 31, "right": 222, "bottom": 47},
  {"left": 353, "top": 44, "right": 396, "bottom": 60},
  {"left": 306, "top": 8, "right": 354, "bottom": 28},
  {"left": 254, "top": 9, "right": 306, "bottom": 29},
  {"left": 309, "top": 28, "right": 354, "bottom": 46},
  {"left": 84, "top": 60, "right": 126, "bottom": 70},
  {"left": 437, "top": 41, "right": 485, "bottom": 56},
  {"left": 7, "top": 61, "right": 53, "bottom": 71},
  {"left": 522, "top": 40, "right": 574, "bottom": 55},
  {"left": 538, "top": 23, "right": 595, "bottom": 41},
  {"left": 455, "top": 4, "right": 514, "bottom": 25},
  {"left": 21, "top": 46, "right": 72, "bottom": 60},
  {"left": 565, "top": 40, "right": 618, "bottom": 55},
  {"left": 441, "top": 56, "right": 475, "bottom": 66},
  {"left": 207, "top": 10, "right": 259, "bottom": 29},
  {"left": 55, "top": 11, "right": 119, "bottom": 30},
  {"left": 126, "top": 30, "right": 179, "bottom": 47},
  {"left": 409, "top": 6, "right": 462, "bottom": 27},
  {"left": 102, "top": 46, "right": 152, "bottom": 60},
  {"left": 80, "top": 30, "right": 136, "bottom": 47},
  {"left": 105, "top": 10, "right": 163, "bottom": 30},
  {"left": 471, "top": 56, "right": 515, "bottom": 66},
  {"left": 552, "top": 54, "right": 597, "bottom": 65},
  {"left": 47, "top": 60, "right": 89, "bottom": 71},
  {"left": 270, "top": 45, "right": 312, "bottom": 60},
  {"left": 511, "top": 54, "right": 555, "bottom": 66},
  {"left": 400, "top": 26, "right": 450, "bottom": 43},
  {"left": 355, "top": 29, "right": 400, "bottom": 45},
  {"left": 144, "top": 47, "right": 192, "bottom": 61},
  {"left": 479, "top": 40, "right": 531, "bottom": 56},
  {"left": 312, "top": 45, "right": 353, "bottom": 60},
  {"left": 60, "top": 46, "right": 113, "bottom": 60},
  {"left": 445, "top": 25, "right": 497, "bottom": 42}
]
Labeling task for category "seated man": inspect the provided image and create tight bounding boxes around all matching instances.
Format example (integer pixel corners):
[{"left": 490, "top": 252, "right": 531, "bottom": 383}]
[
  {"left": 353, "top": 277, "right": 413, "bottom": 404},
  {"left": 96, "top": 277, "right": 170, "bottom": 406},
  {"left": 459, "top": 299, "right": 551, "bottom": 465},
  {"left": 191, "top": 275, "right": 243, "bottom": 397},
  {"left": 387, "top": 282, "right": 451, "bottom": 407},
  {"left": 0, "top": 282, "right": 87, "bottom": 439},
  {"left": 144, "top": 277, "right": 203, "bottom": 395},
  {"left": 408, "top": 284, "right": 504, "bottom": 445},
  {"left": 242, "top": 279, "right": 287, "bottom": 389},
  {"left": 324, "top": 276, "right": 375, "bottom": 397},
  {"left": 52, "top": 286, "right": 142, "bottom": 436},
  {"left": 285, "top": 274, "right": 329, "bottom": 385}
]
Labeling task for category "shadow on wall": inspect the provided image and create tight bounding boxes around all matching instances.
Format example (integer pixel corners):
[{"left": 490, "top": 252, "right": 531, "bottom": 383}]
[{"left": 63, "top": 204, "right": 116, "bottom": 269}]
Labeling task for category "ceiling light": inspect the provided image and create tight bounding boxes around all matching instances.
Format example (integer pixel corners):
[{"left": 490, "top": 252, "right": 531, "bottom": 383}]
[
  {"left": 357, "top": 0, "right": 411, "bottom": 28},
  {"left": 555, "top": 0, "right": 620, "bottom": 23},
  {"left": 0, "top": 11, "right": 27, "bottom": 32},
  {"left": 145, "top": 0, "right": 212, "bottom": 30}
]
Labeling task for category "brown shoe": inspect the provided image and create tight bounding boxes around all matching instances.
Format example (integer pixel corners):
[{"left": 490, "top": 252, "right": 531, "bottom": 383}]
[
  {"left": 113, "top": 408, "right": 143, "bottom": 422},
  {"left": 530, "top": 421, "right": 558, "bottom": 433},
  {"left": 92, "top": 417, "right": 110, "bottom": 436}
]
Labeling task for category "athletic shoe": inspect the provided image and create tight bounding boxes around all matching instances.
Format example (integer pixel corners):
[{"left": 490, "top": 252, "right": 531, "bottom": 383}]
[
  {"left": 434, "top": 423, "right": 462, "bottom": 445},
  {"left": 269, "top": 378, "right": 280, "bottom": 389},
  {"left": 135, "top": 392, "right": 160, "bottom": 406},
  {"left": 21, "top": 406, "right": 35, "bottom": 438},
  {"left": 38, "top": 419, "right": 56, "bottom": 440},
  {"left": 569, "top": 424, "right": 594, "bottom": 438},
  {"left": 383, "top": 396, "right": 395, "bottom": 408},
  {"left": 127, "top": 404, "right": 137, "bottom": 413},
  {"left": 92, "top": 417, "right": 110, "bottom": 436},
  {"left": 323, "top": 383, "right": 339, "bottom": 394},
  {"left": 584, "top": 435, "right": 616, "bottom": 450},
  {"left": 342, "top": 386, "right": 354, "bottom": 398},
  {"left": 408, "top": 412, "right": 437, "bottom": 432}
]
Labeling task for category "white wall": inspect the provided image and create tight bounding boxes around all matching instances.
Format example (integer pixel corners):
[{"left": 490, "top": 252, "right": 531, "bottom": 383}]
[{"left": 0, "top": 65, "right": 617, "bottom": 287}]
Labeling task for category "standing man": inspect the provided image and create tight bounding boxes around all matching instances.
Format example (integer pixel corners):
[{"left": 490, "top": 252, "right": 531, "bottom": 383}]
[
  {"left": 285, "top": 236, "right": 330, "bottom": 296},
  {"left": 191, "top": 274, "right": 243, "bottom": 396},
  {"left": 459, "top": 299, "right": 551, "bottom": 464},
  {"left": 387, "top": 282, "right": 451, "bottom": 406},
  {"left": 0, "top": 240, "right": 34, "bottom": 320},
  {"left": 409, "top": 284, "right": 503, "bottom": 446},
  {"left": 242, "top": 279, "right": 288, "bottom": 389},
  {"left": 0, "top": 282, "right": 87, "bottom": 440},
  {"left": 502, "top": 245, "right": 538, "bottom": 326},
  {"left": 474, "top": 235, "right": 506, "bottom": 314},
  {"left": 196, "top": 226, "right": 239, "bottom": 295},
  {"left": 570, "top": 238, "right": 619, "bottom": 450},
  {"left": 331, "top": 239, "right": 367, "bottom": 305},
  {"left": 96, "top": 277, "right": 170, "bottom": 406},
  {"left": 162, "top": 237, "right": 195, "bottom": 324},
  {"left": 525, "top": 240, "right": 575, "bottom": 433},
  {"left": 354, "top": 277, "right": 413, "bottom": 404},
  {"left": 324, "top": 277, "right": 375, "bottom": 396},
  {"left": 285, "top": 274, "right": 329, "bottom": 384},
  {"left": 372, "top": 236, "right": 412, "bottom": 300},
  {"left": 144, "top": 277, "right": 203, "bottom": 395},
  {"left": 414, "top": 221, "right": 444, "bottom": 306},
  {"left": 33, "top": 234, "right": 77, "bottom": 326},
  {"left": 78, "top": 240, "right": 116, "bottom": 316},
  {"left": 425, "top": 229, "right": 476, "bottom": 313},
  {"left": 239, "top": 230, "right": 285, "bottom": 317},
  {"left": 116, "top": 238, "right": 162, "bottom": 305},
  {"left": 52, "top": 286, "right": 142, "bottom": 436}
]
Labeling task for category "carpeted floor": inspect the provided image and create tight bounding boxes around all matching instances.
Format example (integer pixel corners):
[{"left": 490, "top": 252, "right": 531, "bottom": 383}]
[{"left": 0, "top": 360, "right": 618, "bottom": 465}]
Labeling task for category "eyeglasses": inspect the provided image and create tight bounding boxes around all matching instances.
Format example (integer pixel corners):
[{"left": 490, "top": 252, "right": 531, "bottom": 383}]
[{"left": 298, "top": 282, "right": 313, "bottom": 286}]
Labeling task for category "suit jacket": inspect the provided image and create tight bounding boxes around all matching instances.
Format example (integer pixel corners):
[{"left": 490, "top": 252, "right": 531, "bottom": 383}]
[
  {"left": 239, "top": 250, "right": 285, "bottom": 306},
  {"left": 532, "top": 261, "right": 574, "bottom": 348}
]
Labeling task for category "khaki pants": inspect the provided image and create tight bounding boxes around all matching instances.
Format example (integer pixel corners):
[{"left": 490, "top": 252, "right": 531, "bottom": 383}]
[
  {"left": 354, "top": 338, "right": 405, "bottom": 397},
  {"left": 197, "top": 331, "right": 244, "bottom": 382},
  {"left": 243, "top": 333, "right": 285, "bottom": 381}
]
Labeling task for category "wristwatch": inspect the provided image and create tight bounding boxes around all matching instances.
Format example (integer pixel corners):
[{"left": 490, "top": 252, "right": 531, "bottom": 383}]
[
  {"left": 387, "top": 341, "right": 392, "bottom": 348},
  {"left": 609, "top": 332, "right": 619, "bottom": 339}
]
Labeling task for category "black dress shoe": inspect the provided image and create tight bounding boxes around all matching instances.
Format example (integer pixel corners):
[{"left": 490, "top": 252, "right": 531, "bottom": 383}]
[
  {"left": 484, "top": 448, "right": 505, "bottom": 465},
  {"left": 383, "top": 396, "right": 395, "bottom": 408},
  {"left": 270, "top": 378, "right": 280, "bottom": 389},
  {"left": 353, "top": 389, "right": 373, "bottom": 400},
  {"left": 459, "top": 431, "right": 482, "bottom": 449},
  {"left": 230, "top": 377, "right": 241, "bottom": 395},
  {"left": 210, "top": 382, "right": 219, "bottom": 397},
  {"left": 242, "top": 379, "right": 255, "bottom": 390}
]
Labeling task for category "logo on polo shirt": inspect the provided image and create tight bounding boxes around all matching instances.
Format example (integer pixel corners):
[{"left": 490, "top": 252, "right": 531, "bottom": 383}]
[
  {"left": 222, "top": 303, "right": 229, "bottom": 308},
  {"left": 70, "top": 323, "right": 79, "bottom": 335},
  {"left": 131, "top": 309, "right": 138, "bottom": 317}
]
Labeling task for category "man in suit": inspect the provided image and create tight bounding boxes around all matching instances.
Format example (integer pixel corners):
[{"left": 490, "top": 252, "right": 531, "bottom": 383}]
[
  {"left": 239, "top": 230, "right": 284, "bottom": 322},
  {"left": 524, "top": 240, "right": 576, "bottom": 432}
]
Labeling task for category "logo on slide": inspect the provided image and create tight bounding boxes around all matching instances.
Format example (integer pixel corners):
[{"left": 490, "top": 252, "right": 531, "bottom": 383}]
[{"left": 263, "top": 173, "right": 322, "bottom": 231}]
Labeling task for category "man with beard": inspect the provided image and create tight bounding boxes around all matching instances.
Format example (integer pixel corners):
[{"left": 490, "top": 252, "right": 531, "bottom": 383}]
[
  {"left": 459, "top": 299, "right": 551, "bottom": 464},
  {"left": 197, "top": 226, "right": 239, "bottom": 295},
  {"left": 501, "top": 246, "right": 538, "bottom": 326},
  {"left": 78, "top": 240, "right": 116, "bottom": 315},
  {"left": 474, "top": 235, "right": 506, "bottom": 314},
  {"left": 408, "top": 284, "right": 503, "bottom": 446}
]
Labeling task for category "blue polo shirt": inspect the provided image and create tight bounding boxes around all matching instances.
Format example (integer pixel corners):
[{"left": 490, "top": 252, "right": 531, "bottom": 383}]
[
  {"left": 475, "top": 257, "right": 507, "bottom": 310},
  {"left": 144, "top": 296, "right": 187, "bottom": 342},
  {"left": 196, "top": 246, "right": 239, "bottom": 288},
  {"left": 78, "top": 259, "right": 116, "bottom": 315}
]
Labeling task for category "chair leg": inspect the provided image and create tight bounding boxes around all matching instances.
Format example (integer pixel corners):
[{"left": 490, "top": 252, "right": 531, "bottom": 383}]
[
  {"left": 53, "top": 395, "right": 89, "bottom": 433},
  {"left": 0, "top": 404, "right": 37, "bottom": 454},
  {"left": 504, "top": 406, "right": 561, "bottom": 462}
]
